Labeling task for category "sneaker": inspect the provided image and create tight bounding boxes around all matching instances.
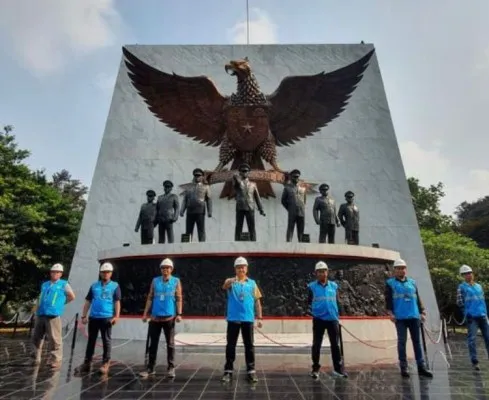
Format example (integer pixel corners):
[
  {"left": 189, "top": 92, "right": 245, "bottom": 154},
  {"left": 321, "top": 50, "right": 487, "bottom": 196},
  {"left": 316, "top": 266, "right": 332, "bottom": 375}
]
[
  {"left": 75, "top": 361, "right": 92, "bottom": 374},
  {"left": 473, "top": 364, "right": 481, "bottom": 371},
  {"left": 417, "top": 367, "right": 433, "bottom": 378},
  {"left": 139, "top": 368, "right": 155, "bottom": 378},
  {"left": 332, "top": 370, "right": 348, "bottom": 378},
  {"left": 310, "top": 371, "right": 320, "bottom": 380},
  {"left": 99, "top": 362, "right": 110, "bottom": 375},
  {"left": 247, "top": 372, "right": 258, "bottom": 383},
  {"left": 166, "top": 367, "right": 176, "bottom": 378},
  {"left": 220, "top": 372, "right": 233, "bottom": 382},
  {"left": 401, "top": 370, "right": 410, "bottom": 378}
]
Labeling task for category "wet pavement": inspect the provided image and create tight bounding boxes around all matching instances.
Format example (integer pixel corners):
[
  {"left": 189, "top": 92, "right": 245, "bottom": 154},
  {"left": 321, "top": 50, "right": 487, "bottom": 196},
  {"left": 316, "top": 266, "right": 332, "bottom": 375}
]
[{"left": 0, "top": 330, "right": 487, "bottom": 399}]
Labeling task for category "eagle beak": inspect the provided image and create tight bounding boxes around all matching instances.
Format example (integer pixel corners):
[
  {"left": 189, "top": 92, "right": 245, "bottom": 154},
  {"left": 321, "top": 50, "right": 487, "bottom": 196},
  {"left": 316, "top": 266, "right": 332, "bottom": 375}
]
[{"left": 225, "top": 64, "right": 236, "bottom": 76}]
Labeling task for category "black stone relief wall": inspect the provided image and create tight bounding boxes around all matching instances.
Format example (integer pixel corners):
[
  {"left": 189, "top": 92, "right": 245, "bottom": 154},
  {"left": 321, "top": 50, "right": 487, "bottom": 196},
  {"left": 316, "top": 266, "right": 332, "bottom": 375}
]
[{"left": 109, "top": 256, "right": 393, "bottom": 317}]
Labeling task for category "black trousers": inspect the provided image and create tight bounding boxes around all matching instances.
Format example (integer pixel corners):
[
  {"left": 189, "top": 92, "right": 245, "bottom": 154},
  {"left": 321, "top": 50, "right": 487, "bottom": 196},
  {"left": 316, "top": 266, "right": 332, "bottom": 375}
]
[
  {"left": 185, "top": 213, "right": 206, "bottom": 242},
  {"left": 286, "top": 215, "right": 305, "bottom": 242},
  {"left": 311, "top": 318, "right": 342, "bottom": 372},
  {"left": 224, "top": 322, "right": 255, "bottom": 372},
  {"left": 141, "top": 227, "right": 154, "bottom": 245},
  {"left": 346, "top": 230, "right": 359, "bottom": 245},
  {"left": 319, "top": 224, "right": 336, "bottom": 244},
  {"left": 147, "top": 319, "right": 175, "bottom": 369},
  {"left": 235, "top": 210, "right": 256, "bottom": 241},
  {"left": 158, "top": 222, "right": 174, "bottom": 244},
  {"left": 85, "top": 318, "right": 112, "bottom": 363}
]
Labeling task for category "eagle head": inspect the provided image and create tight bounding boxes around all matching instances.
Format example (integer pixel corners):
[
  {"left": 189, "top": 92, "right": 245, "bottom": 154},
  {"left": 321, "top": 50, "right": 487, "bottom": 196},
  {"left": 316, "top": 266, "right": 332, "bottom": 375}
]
[{"left": 225, "top": 57, "right": 251, "bottom": 79}]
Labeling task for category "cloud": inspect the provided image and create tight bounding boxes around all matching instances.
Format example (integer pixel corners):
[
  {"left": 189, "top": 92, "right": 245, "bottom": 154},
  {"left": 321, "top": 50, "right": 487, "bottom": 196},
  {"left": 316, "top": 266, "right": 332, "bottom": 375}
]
[
  {"left": 228, "top": 8, "right": 278, "bottom": 45},
  {"left": 94, "top": 72, "right": 117, "bottom": 93},
  {"left": 0, "top": 0, "right": 122, "bottom": 75},
  {"left": 444, "top": 169, "right": 489, "bottom": 214}
]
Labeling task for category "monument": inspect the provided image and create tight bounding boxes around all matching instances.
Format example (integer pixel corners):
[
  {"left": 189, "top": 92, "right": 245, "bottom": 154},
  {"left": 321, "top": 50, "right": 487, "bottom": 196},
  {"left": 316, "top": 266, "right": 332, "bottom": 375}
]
[{"left": 66, "top": 44, "right": 438, "bottom": 347}]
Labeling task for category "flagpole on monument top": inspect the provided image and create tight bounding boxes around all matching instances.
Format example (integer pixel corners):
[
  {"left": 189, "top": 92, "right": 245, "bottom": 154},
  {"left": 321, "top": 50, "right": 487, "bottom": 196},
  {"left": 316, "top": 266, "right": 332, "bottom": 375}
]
[{"left": 246, "top": 0, "right": 250, "bottom": 45}]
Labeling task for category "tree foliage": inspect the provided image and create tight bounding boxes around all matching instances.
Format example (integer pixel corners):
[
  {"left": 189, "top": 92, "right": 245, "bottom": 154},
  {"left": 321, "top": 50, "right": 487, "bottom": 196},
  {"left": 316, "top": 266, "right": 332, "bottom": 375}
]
[
  {"left": 407, "top": 177, "right": 454, "bottom": 232},
  {"left": 455, "top": 196, "right": 489, "bottom": 248},
  {"left": 0, "top": 126, "right": 87, "bottom": 312}
]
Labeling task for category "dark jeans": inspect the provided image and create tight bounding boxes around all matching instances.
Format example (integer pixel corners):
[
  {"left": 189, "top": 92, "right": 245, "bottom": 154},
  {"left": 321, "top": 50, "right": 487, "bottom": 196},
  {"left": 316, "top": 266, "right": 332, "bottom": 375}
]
[
  {"left": 395, "top": 318, "right": 425, "bottom": 370},
  {"left": 224, "top": 322, "right": 255, "bottom": 372},
  {"left": 235, "top": 210, "right": 256, "bottom": 241},
  {"left": 185, "top": 213, "right": 206, "bottom": 242},
  {"left": 346, "top": 229, "right": 359, "bottom": 245},
  {"left": 467, "top": 316, "right": 489, "bottom": 365},
  {"left": 158, "top": 222, "right": 175, "bottom": 244},
  {"left": 286, "top": 215, "right": 305, "bottom": 242},
  {"left": 319, "top": 224, "right": 336, "bottom": 244},
  {"left": 147, "top": 319, "right": 176, "bottom": 369},
  {"left": 141, "top": 227, "right": 154, "bottom": 245},
  {"left": 311, "top": 318, "right": 342, "bottom": 372},
  {"left": 85, "top": 318, "right": 112, "bottom": 363}
]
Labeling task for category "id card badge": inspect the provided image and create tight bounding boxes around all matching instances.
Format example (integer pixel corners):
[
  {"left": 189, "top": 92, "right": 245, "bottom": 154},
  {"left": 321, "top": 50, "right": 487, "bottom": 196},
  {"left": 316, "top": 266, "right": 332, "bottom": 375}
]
[
  {"left": 404, "top": 295, "right": 411, "bottom": 302},
  {"left": 160, "top": 294, "right": 165, "bottom": 301},
  {"left": 102, "top": 291, "right": 109, "bottom": 300}
]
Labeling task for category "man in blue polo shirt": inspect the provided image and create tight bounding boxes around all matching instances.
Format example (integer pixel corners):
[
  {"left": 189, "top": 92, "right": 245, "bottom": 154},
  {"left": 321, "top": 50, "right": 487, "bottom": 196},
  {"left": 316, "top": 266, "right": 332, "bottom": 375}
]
[
  {"left": 77, "top": 262, "right": 121, "bottom": 375},
  {"left": 385, "top": 258, "right": 433, "bottom": 378},
  {"left": 308, "top": 261, "right": 347, "bottom": 379},
  {"left": 139, "top": 258, "right": 183, "bottom": 379},
  {"left": 31, "top": 263, "right": 75, "bottom": 369},
  {"left": 221, "top": 256, "right": 263, "bottom": 383},
  {"left": 457, "top": 264, "right": 489, "bottom": 371}
]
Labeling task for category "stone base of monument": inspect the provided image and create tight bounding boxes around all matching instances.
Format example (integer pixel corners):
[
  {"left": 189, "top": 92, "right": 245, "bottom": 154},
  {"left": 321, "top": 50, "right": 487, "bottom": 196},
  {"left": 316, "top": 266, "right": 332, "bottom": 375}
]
[{"left": 98, "top": 242, "right": 412, "bottom": 363}]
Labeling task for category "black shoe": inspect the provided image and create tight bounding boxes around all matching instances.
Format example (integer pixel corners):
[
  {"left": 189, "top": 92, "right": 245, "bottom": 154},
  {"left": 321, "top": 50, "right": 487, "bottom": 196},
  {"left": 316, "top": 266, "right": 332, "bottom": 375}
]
[
  {"left": 139, "top": 368, "right": 155, "bottom": 378},
  {"left": 401, "top": 370, "right": 410, "bottom": 378},
  {"left": 473, "top": 363, "right": 481, "bottom": 371},
  {"left": 75, "top": 361, "right": 92, "bottom": 374},
  {"left": 418, "top": 367, "right": 433, "bottom": 378},
  {"left": 310, "top": 370, "right": 320, "bottom": 380},
  {"left": 332, "top": 370, "right": 348, "bottom": 378},
  {"left": 247, "top": 372, "right": 258, "bottom": 383},
  {"left": 221, "top": 372, "right": 232, "bottom": 382}
]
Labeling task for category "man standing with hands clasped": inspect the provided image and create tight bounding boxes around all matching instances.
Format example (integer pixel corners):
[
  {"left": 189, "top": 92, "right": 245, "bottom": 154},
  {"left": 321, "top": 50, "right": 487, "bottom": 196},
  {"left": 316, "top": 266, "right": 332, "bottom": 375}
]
[
  {"left": 307, "top": 261, "right": 347, "bottom": 379},
  {"left": 76, "top": 262, "right": 121, "bottom": 375},
  {"left": 221, "top": 257, "right": 263, "bottom": 383},
  {"left": 385, "top": 258, "right": 433, "bottom": 378},
  {"left": 140, "top": 258, "right": 183, "bottom": 379}
]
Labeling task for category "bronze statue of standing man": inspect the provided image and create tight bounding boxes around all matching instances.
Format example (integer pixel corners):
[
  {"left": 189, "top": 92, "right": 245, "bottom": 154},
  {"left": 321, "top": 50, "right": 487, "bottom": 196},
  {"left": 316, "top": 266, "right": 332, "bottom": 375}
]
[
  {"left": 180, "top": 168, "right": 212, "bottom": 242},
  {"left": 233, "top": 164, "right": 266, "bottom": 241},
  {"left": 154, "top": 181, "right": 180, "bottom": 244},
  {"left": 313, "top": 183, "right": 340, "bottom": 244},
  {"left": 281, "top": 169, "right": 307, "bottom": 242},
  {"left": 338, "top": 191, "right": 360, "bottom": 245},
  {"left": 135, "top": 190, "right": 157, "bottom": 245}
]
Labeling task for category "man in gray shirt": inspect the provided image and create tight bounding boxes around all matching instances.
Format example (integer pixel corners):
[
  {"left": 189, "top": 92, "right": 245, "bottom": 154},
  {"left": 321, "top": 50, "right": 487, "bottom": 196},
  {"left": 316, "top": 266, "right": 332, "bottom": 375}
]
[
  {"left": 281, "top": 169, "right": 307, "bottom": 242},
  {"left": 154, "top": 181, "right": 180, "bottom": 244},
  {"left": 313, "top": 183, "right": 340, "bottom": 244},
  {"left": 233, "top": 163, "right": 266, "bottom": 241}
]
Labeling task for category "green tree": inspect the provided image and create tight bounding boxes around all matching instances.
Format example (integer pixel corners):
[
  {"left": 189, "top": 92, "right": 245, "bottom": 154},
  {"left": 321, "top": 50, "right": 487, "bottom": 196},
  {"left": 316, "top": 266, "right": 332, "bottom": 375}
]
[
  {"left": 455, "top": 196, "right": 489, "bottom": 248},
  {"left": 421, "top": 228, "right": 489, "bottom": 316},
  {"left": 0, "top": 126, "right": 87, "bottom": 312},
  {"left": 407, "top": 177, "right": 454, "bottom": 232}
]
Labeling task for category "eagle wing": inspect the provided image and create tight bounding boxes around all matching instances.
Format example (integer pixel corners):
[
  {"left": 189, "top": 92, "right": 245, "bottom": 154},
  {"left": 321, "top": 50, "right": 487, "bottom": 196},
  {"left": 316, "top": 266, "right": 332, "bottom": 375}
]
[
  {"left": 267, "top": 49, "right": 375, "bottom": 146},
  {"left": 123, "top": 47, "right": 227, "bottom": 147}
]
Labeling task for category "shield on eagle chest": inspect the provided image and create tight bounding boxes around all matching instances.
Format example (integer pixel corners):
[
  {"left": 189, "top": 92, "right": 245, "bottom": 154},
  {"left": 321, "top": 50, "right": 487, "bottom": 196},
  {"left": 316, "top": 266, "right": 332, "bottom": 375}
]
[{"left": 225, "top": 105, "right": 270, "bottom": 152}]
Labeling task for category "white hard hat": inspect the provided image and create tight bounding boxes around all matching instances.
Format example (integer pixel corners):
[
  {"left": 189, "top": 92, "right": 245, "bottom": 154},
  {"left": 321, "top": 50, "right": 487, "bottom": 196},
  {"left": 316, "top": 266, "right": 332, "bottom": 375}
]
[
  {"left": 50, "top": 263, "right": 64, "bottom": 272},
  {"left": 160, "top": 258, "right": 174, "bottom": 268},
  {"left": 460, "top": 264, "right": 473, "bottom": 275},
  {"left": 234, "top": 256, "right": 248, "bottom": 267},
  {"left": 393, "top": 259, "right": 407, "bottom": 268},
  {"left": 315, "top": 261, "right": 328, "bottom": 271},
  {"left": 100, "top": 262, "right": 113, "bottom": 272}
]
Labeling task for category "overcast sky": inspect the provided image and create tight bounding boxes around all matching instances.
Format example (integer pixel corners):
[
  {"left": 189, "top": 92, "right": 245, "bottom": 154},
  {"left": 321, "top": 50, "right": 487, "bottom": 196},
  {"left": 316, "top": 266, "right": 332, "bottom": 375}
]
[{"left": 1, "top": 0, "right": 488, "bottom": 215}]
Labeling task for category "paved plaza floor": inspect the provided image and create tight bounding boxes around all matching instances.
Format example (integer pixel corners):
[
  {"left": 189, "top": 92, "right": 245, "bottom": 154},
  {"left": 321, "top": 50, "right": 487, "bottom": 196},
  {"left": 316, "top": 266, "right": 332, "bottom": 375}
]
[{"left": 0, "top": 330, "right": 487, "bottom": 399}]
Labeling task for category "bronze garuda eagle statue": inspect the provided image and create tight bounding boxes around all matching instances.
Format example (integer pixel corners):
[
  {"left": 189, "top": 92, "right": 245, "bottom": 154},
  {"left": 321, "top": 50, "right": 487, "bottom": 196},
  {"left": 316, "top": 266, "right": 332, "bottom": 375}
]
[{"left": 123, "top": 47, "right": 375, "bottom": 198}]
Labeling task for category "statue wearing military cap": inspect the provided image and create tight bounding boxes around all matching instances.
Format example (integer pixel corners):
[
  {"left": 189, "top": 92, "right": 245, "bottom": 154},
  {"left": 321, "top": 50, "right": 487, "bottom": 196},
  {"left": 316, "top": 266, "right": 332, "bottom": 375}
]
[
  {"left": 281, "top": 169, "right": 307, "bottom": 242},
  {"left": 154, "top": 180, "right": 180, "bottom": 243},
  {"left": 338, "top": 191, "right": 360, "bottom": 245},
  {"left": 233, "top": 163, "right": 266, "bottom": 241},
  {"left": 313, "top": 183, "right": 340, "bottom": 244},
  {"left": 135, "top": 189, "right": 157, "bottom": 244}
]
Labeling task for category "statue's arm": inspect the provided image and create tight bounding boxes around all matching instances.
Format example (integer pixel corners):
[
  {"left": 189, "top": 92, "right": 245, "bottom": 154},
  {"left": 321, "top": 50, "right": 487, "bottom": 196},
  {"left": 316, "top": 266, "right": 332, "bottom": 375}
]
[
  {"left": 254, "top": 186, "right": 265, "bottom": 214},
  {"left": 338, "top": 204, "right": 346, "bottom": 226},
  {"left": 206, "top": 186, "right": 213, "bottom": 217},
  {"left": 312, "top": 198, "right": 320, "bottom": 224},
  {"left": 173, "top": 195, "right": 180, "bottom": 222},
  {"left": 334, "top": 202, "right": 340, "bottom": 225},
  {"left": 135, "top": 207, "right": 142, "bottom": 231},
  {"left": 281, "top": 187, "right": 288, "bottom": 210},
  {"left": 180, "top": 192, "right": 187, "bottom": 217}
]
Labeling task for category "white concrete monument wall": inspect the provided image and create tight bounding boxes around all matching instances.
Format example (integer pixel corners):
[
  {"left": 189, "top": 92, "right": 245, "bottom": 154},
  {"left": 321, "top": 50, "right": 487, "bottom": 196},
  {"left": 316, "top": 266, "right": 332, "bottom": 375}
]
[{"left": 67, "top": 44, "right": 437, "bottom": 330}]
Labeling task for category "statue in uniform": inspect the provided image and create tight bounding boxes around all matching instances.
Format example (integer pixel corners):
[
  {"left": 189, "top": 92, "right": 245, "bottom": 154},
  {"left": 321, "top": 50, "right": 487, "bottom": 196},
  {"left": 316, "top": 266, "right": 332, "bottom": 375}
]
[
  {"left": 313, "top": 183, "right": 340, "bottom": 244},
  {"left": 180, "top": 168, "right": 212, "bottom": 242},
  {"left": 135, "top": 190, "right": 157, "bottom": 245},
  {"left": 233, "top": 163, "right": 266, "bottom": 241},
  {"left": 281, "top": 169, "right": 306, "bottom": 242},
  {"left": 338, "top": 191, "right": 360, "bottom": 245},
  {"left": 154, "top": 180, "right": 180, "bottom": 244}
]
